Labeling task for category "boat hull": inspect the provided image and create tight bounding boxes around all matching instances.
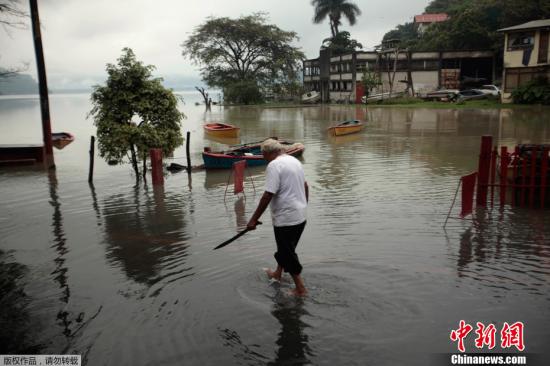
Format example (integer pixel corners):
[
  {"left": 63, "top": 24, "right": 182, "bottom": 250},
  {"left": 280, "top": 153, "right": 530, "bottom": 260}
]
[
  {"left": 202, "top": 143, "right": 305, "bottom": 169},
  {"left": 301, "top": 91, "right": 320, "bottom": 104},
  {"left": 328, "top": 120, "right": 365, "bottom": 136},
  {"left": 52, "top": 132, "right": 75, "bottom": 150},
  {"left": 204, "top": 123, "right": 240, "bottom": 138},
  {"left": 329, "top": 124, "right": 364, "bottom": 136}
]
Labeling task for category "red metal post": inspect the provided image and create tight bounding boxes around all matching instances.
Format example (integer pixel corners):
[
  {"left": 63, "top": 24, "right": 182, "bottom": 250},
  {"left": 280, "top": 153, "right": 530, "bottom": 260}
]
[
  {"left": 476, "top": 135, "right": 493, "bottom": 207},
  {"left": 30, "top": 0, "right": 55, "bottom": 168},
  {"left": 529, "top": 147, "right": 537, "bottom": 208},
  {"left": 499, "top": 146, "right": 508, "bottom": 206},
  {"left": 490, "top": 146, "right": 497, "bottom": 207},
  {"left": 149, "top": 148, "right": 164, "bottom": 186},
  {"left": 512, "top": 146, "right": 520, "bottom": 206},
  {"left": 541, "top": 147, "right": 548, "bottom": 209},
  {"left": 520, "top": 154, "right": 527, "bottom": 207}
]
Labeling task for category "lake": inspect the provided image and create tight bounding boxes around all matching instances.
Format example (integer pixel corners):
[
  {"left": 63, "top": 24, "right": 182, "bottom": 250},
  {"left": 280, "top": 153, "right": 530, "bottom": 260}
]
[{"left": 1, "top": 93, "right": 549, "bottom": 365}]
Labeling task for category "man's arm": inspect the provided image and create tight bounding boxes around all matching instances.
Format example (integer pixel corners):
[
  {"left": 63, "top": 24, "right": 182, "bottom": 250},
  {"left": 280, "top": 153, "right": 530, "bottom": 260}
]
[
  {"left": 305, "top": 181, "right": 309, "bottom": 203},
  {"left": 247, "top": 191, "right": 273, "bottom": 230}
]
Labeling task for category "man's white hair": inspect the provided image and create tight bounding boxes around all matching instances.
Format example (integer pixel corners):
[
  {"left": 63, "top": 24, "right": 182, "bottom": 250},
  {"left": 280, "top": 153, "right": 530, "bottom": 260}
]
[{"left": 261, "top": 138, "right": 283, "bottom": 154}]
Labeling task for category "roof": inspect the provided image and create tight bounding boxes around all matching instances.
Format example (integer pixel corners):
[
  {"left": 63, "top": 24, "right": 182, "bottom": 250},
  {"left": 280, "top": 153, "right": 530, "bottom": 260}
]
[
  {"left": 414, "top": 13, "right": 449, "bottom": 24},
  {"left": 498, "top": 19, "right": 550, "bottom": 32}
]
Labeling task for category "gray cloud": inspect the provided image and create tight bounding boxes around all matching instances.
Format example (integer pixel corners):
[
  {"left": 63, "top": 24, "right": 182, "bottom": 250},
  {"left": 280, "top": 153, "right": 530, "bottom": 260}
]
[{"left": 0, "top": 0, "right": 429, "bottom": 89}]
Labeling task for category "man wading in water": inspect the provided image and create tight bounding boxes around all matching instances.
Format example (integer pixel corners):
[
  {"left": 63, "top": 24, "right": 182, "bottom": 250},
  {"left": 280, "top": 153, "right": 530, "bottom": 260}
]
[{"left": 247, "top": 139, "right": 309, "bottom": 296}]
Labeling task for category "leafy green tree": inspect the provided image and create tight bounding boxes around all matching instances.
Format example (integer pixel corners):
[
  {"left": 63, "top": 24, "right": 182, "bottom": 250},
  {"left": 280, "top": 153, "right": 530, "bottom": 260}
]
[
  {"left": 89, "top": 48, "right": 184, "bottom": 178},
  {"left": 182, "top": 13, "right": 304, "bottom": 104},
  {"left": 383, "top": 0, "right": 550, "bottom": 53},
  {"left": 322, "top": 31, "right": 363, "bottom": 55},
  {"left": 361, "top": 70, "right": 382, "bottom": 99},
  {"left": 382, "top": 22, "right": 419, "bottom": 49},
  {"left": 312, "top": 0, "right": 362, "bottom": 37}
]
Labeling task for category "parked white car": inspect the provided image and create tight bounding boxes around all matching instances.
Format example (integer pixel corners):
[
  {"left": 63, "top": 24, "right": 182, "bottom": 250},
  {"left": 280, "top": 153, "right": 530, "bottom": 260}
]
[{"left": 474, "top": 85, "right": 501, "bottom": 96}]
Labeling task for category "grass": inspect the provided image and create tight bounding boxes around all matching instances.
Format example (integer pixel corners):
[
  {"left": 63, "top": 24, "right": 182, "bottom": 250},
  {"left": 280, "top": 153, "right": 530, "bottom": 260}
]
[{"left": 222, "top": 98, "right": 550, "bottom": 109}]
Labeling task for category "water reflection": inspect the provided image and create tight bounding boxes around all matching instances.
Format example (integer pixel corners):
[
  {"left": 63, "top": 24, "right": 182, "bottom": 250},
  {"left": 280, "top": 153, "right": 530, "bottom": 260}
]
[
  {"left": 101, "top": 184, "right": 193, "bottom": 289},
  {"left": 0, "top": 250, "right": 44, "bottom": 353},
  {"left": 234, "top": 197, "right": 247, "bottom": 230},
  {"left": 454, "top": 209, "right": 550, "bottom": 296},
  {"left": 268, "top": 298, "right": 312, "bottom": 366},
  {"left": 47, "top": 170, "right": 87, "bottom": 338}
]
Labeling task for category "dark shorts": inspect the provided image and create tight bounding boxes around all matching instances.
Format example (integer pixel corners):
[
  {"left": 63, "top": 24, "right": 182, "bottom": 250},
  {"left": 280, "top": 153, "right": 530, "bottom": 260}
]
[{"left": 273, "top": 221, "right": 306, "bottom": 275}]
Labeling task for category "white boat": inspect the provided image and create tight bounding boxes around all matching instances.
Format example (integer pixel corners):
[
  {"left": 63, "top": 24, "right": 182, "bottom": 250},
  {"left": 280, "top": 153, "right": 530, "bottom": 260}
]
[
  {"left": 301, "top": 91, "right": 320, "bottom": 104},
  {"left": 361, "top": 91, "right": 404, "bottom": 103}
]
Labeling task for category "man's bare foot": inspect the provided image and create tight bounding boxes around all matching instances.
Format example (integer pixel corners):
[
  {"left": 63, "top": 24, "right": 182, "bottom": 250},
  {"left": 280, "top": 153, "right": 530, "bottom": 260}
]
[
  {"left": 264, "top": 268, "right": 282, "bottom": 281},
  {"left": 288, "top": 288, "right": 308, "bottom": 297}
]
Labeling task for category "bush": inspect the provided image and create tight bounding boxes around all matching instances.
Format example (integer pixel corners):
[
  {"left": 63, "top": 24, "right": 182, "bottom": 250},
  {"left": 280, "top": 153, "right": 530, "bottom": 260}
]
[
  {"left": 511, "top": 77, "right": 550, "bottom": 105},
  {"left": 223, "top": 80, "right": 264, "bottom": 104}
]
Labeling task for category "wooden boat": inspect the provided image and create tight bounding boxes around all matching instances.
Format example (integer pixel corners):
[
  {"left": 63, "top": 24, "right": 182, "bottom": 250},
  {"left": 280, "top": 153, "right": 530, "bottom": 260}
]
[
  {"left": 327, "top": 120, "right": 364, "bottom": 136},
  {"left": 301, "top": 91, "right": 320, "bottom": 104},
  {"left": 52, "top": 132, "right": 75, "bottom": 150},
  {"left": 203, "top": 123, "right": 240, "bottom": 138},
  {"left": 202, "top": 139, "right": 305, "bottom": 169}
]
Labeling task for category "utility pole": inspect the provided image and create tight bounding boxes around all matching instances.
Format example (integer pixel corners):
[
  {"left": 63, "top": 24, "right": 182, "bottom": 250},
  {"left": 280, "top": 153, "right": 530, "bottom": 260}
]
[{"left": 30, "top": 0, "right": 55, "bottom": 168}]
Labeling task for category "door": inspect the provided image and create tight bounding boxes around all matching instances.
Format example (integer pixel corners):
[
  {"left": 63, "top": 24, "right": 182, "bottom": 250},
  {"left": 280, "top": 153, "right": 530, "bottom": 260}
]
[{"left": 538, "top": 30, "right": 549, "bottom": 64}]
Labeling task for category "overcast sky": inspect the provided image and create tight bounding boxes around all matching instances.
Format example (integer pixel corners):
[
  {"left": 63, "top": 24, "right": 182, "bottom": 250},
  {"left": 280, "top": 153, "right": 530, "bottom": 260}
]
[{"left": 0, "top": 0, "right": 430, "bottom": 89}]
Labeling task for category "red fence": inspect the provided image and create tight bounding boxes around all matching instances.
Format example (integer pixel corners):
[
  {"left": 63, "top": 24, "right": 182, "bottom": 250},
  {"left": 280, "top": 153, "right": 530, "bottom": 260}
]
[{"left": 476, "top": 136, "right": 550, "bottom": 209}]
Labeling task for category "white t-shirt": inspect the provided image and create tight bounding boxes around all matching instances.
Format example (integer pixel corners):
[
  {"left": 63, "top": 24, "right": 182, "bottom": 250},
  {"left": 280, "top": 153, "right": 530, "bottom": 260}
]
[{"left": 264, "top": 154, "right": 307, "bottom": 227}]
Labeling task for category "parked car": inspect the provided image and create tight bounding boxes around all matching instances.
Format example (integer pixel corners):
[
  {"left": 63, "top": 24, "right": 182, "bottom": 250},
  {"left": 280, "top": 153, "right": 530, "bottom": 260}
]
[
  {"left": 474, "top": 84, "right": 501, "bottom": 96},
  {"left": 456, "top": 89, "right": 488, "bottom": 101}
]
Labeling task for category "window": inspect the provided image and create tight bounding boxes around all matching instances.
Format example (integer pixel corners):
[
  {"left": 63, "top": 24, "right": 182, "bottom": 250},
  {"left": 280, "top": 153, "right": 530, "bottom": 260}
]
[{"left": 507, "top": 32, "right": 535, "bottom": 51}]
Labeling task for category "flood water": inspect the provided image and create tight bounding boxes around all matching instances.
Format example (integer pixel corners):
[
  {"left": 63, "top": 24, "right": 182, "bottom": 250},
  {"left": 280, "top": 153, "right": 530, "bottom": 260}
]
[{"left": 1, "top": 93, "right": 550, "bottom": 365}]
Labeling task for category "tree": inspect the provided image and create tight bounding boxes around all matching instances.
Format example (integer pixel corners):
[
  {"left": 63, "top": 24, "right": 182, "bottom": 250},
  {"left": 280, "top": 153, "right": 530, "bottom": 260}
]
[
  {"left": 312, "top": 0, "right": 361, "bottom": 37},
  {"left": 382, "top": 22, "right": 418, "bottom": 49},
  {"left": 383, "top": 0, "right": 550, "bottom": 53},
  {"left": 0, "top": 0, "right": 28, "bottom": 79},
  {"left": 361, "top": 70, "right": 381, "bottom": 99},
  {"left": 322, "top": 31, "right": 363, "bottom": 56},
  {"left": 89, "top": 48, "right": 184, "bottom": 179},
  {"left": 182, "top": 13, "right": 304, "bottom": 104},
  {"left": 0, "top": 0, "right": 26, "bottom": 29}
]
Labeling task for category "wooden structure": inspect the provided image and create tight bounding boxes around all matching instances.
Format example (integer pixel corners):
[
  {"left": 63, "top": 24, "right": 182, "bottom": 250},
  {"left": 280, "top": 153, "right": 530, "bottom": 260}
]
[{"left": 0, "top": 145, "right": 44, "bottom": 166}]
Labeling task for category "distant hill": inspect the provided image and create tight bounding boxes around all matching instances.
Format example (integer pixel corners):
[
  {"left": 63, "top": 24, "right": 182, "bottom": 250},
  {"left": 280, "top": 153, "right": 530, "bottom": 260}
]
[{"left": 0, "top": 72, "right": 38, "bottom": 95}]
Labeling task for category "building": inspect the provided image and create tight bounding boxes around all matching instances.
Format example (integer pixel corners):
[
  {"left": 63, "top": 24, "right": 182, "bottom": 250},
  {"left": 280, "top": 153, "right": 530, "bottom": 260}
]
[
  {"left": 303, "top": 49, "right": 495, "bottom": 103},
  {"left": 498, "top": 19, "right": 550, "bottom": 103},
  {"left": 414, "top": 13, "right": 449, "bottom": 33}
]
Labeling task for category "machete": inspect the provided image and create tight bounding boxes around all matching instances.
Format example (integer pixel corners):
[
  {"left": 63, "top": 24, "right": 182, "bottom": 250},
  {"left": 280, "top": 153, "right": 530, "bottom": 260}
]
[{"left": 213, "top": 221, "right": 262, "bottom": 250}]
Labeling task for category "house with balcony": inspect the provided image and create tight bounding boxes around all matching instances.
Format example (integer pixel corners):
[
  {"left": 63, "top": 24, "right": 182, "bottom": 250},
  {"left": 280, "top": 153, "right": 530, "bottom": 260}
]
[{"left": 498, "top": 19, "right": 550, "bottom": 103}]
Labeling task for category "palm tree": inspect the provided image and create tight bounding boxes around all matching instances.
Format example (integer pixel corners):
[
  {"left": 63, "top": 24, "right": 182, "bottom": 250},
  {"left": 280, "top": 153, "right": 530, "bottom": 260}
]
[{"left": 312, "top": 0, "right": 362, "bottom": 37}]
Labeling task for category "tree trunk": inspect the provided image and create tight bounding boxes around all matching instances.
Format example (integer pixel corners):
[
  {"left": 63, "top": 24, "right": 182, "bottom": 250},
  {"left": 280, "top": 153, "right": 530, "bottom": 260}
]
[
  {"left": 130, "top": 143, "right": 139, "bottom": 178},
  {"left": 406, "top": 50, "right": 415, "bottom": 97},
  {"left": 195, "top": 86, "right": 211, "bottom": 109},
  {"left": 142, "top": 152, "right": 147, "bottom": 181}
]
